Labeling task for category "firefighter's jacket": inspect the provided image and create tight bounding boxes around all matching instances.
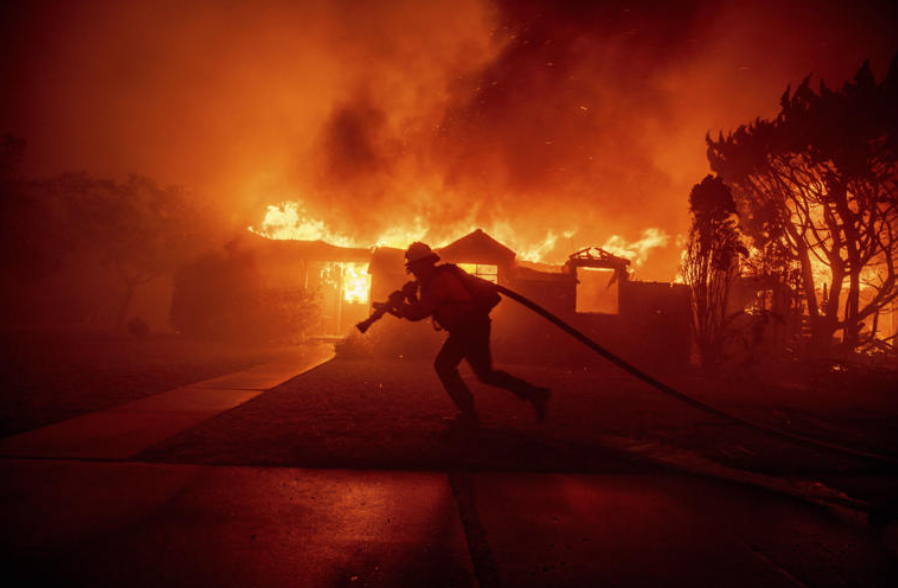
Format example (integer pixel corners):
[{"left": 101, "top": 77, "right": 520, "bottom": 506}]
[{"left": 398, "top": 267, "right": 481, "bottom": 332}]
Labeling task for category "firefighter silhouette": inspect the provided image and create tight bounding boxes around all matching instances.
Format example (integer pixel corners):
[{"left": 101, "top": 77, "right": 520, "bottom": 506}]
[{"left": 396, "top": 242, "right": 550, "bottom": 430}]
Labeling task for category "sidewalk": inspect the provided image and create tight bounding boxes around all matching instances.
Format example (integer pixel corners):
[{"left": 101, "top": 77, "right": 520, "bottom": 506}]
[{"left": 0, "top": 344, "right": 334, "bottom": 460}]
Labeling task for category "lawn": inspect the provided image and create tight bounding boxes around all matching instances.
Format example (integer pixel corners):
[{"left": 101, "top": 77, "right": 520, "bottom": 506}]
[{"left": 0, "top": 328, "right": 290, "bottom": 437}]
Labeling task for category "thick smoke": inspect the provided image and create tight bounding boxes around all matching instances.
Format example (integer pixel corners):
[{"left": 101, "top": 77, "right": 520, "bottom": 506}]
[{"left": 2, "top": 0, "right": 896, "bottom": 278}]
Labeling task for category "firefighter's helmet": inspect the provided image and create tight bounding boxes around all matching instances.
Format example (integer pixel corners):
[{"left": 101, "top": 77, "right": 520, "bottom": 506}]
[{"left": 404, "top": 242, "right": 440, "bottom": 269}]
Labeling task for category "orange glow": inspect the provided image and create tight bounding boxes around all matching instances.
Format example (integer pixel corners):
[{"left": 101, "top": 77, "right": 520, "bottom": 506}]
[
  {"left": 4, "top": 2, "right": 894, "bottom": 284},
  {"left": 457, "top": 263, "right": 499, "bottom": 283},
  {"left": 786, "top": 200, "right": 880, "bottom": 294},
  {"left": 576, "top": 267, "right": 619, "bottom": 314},
  {"left": 250, "top": 200, "right": 670, "bottom": 269},
  {"left": 250, "top": 201, "right": 428, "bottom": 251},
  {"left": 319, "top": 261, "right": 371, "bottom": 304},
  {"left": 342, "top": 263, "right": 371, "bottom": 303},
  {"left": 600, "top": 229, "right": 670, "bottom": 268},
  {"left": 250, "top": 202, "right": 355, "bottom": 247}
]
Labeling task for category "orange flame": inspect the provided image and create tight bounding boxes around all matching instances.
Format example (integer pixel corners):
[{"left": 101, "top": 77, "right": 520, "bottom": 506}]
[
  {"left": 319, "top": 261, "right": 371, "bottom": 304},
  {"left": 250, "top": 202, "right": 356, "bottom": 247},
  {"left": 342, "top": 263, "right": 371, "bottom": 303},
  {"left": 600, "top": 228, "right": 670, "bottom": 267},
  {"left": 250, "top": 201, "right": 430, "bottom": 250},
  {"left": 250, "top": 200, "right": 670, "bottom": 269}
]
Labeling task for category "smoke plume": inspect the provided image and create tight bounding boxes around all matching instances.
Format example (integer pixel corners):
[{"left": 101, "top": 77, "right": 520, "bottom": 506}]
[{"left": 2, "top": 0, "right": 896, "bottom": 278}]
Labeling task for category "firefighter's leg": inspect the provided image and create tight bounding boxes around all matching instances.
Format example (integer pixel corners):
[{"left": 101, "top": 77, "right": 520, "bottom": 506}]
[
  {"left": 465, "top": 321, "right": 540, "bottom": 398},
  {"left": 434, "top": 334, "right": 477, "bottom": 418},
  {"left": 465, "top": 320, "right": 551, "bottom": 421}
]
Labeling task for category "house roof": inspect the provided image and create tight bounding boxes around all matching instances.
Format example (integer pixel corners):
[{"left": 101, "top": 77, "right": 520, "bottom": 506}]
[
  {"left": 512, "top": 265, "right": 576, "bottom": 282},
  {"left": 436, "top": 229, "right": 516, "bottom": 266},
  {"left": 565, "top": 246, "right": 630, "bottom": 270},
  {"left": 239, "top": 232, "right": 371, "bottom": 262},
  {"left": 242, "top": 228, "right": 520, "bottom": 272},
  {"left": 368, "top": 246, "right": 406, "bottom": 276}
]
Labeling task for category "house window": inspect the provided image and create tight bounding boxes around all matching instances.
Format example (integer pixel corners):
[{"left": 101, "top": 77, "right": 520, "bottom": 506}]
[
  {"left": 576, "top": 267, "right": 619, "bottom": 314},
  {"left": 458, "top": 263, "right": 499, "bottom": 283}
]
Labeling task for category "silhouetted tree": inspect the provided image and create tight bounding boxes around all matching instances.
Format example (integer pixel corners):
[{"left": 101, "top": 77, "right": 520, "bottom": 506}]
[
  {"left": 681, "top": 175, "right": 745, "bottom": 373},
  {"left": 0, "top": 147, "right": 215, "bottom": 329},
  {"left": 707, "top": 55, "right": 898, "bottom": 355},
  {"left": 44, "top": 173, "right": 206, "bottom": 331},
  {"left": 0, "top": 137, "right": 73, "bottom": 284}
]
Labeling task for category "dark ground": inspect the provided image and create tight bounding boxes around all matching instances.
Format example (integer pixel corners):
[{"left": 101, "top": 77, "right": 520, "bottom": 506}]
[
  {"left": 8, "top": 460, "right": 896, "bottom": 588},
  {"left": 137, "top": 357, "right": 898, "bottom": 505},
  {"left": 0, "top": 329, "right": 287, "bottom": 437},
  {"left": 3, "top": 343, "right": 898, "bottom": 587},
  {"left": 4, "top": 332, "right": 897, "bottom": 511}
]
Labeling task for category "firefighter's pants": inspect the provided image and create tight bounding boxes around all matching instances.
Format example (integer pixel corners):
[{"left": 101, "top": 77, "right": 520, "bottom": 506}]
[{"left": 434, "top": 317, "right": 540, "bottom": 415}]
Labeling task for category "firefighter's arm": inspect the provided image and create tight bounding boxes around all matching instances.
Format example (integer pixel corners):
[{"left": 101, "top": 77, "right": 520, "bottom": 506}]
[
  {"left": 397, "top": 279, "right": 443, "bottom": 321},
  {"left": 373, "top": 289, "right": 407, "bottom": 318},
  {"left": 401, "top": 281, "right": 419, "bottom": 303}
]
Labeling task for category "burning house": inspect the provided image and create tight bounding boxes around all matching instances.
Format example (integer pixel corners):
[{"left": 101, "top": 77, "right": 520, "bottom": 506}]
[
  {"left": 238, "top": 228, "right": 690, "bottom": 369},
  {"left": 235, "top": 233, "right": 373, "bottom": 338}
]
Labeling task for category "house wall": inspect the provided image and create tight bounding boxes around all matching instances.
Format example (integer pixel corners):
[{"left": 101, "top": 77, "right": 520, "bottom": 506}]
[
  {"left": 494, "top": 277, "right": 690, "bottom": 371},
  {"left": 617, "top": 281, "right": 691, "bottom": 369},
  {"left": 366, "top": 254, "right": 691, "bottom": 370}
]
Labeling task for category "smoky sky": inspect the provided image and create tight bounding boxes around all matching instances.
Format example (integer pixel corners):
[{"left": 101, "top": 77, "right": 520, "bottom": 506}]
[{"left": 2, "top": 0, "right": 896, "bottom": 278}]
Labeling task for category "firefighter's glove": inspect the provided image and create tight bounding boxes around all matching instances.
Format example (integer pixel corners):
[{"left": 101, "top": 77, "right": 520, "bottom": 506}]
[
  {"left": 387, "top": 290, "right": 406, "bottom": 312},
  {"left": 401, "top": 281, "right": 418, "bottom": 299}
]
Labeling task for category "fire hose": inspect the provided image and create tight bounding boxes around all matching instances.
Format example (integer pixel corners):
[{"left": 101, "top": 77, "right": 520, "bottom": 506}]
[{"left": 358, "top": 284, "right": 898, "bottom": 466}]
